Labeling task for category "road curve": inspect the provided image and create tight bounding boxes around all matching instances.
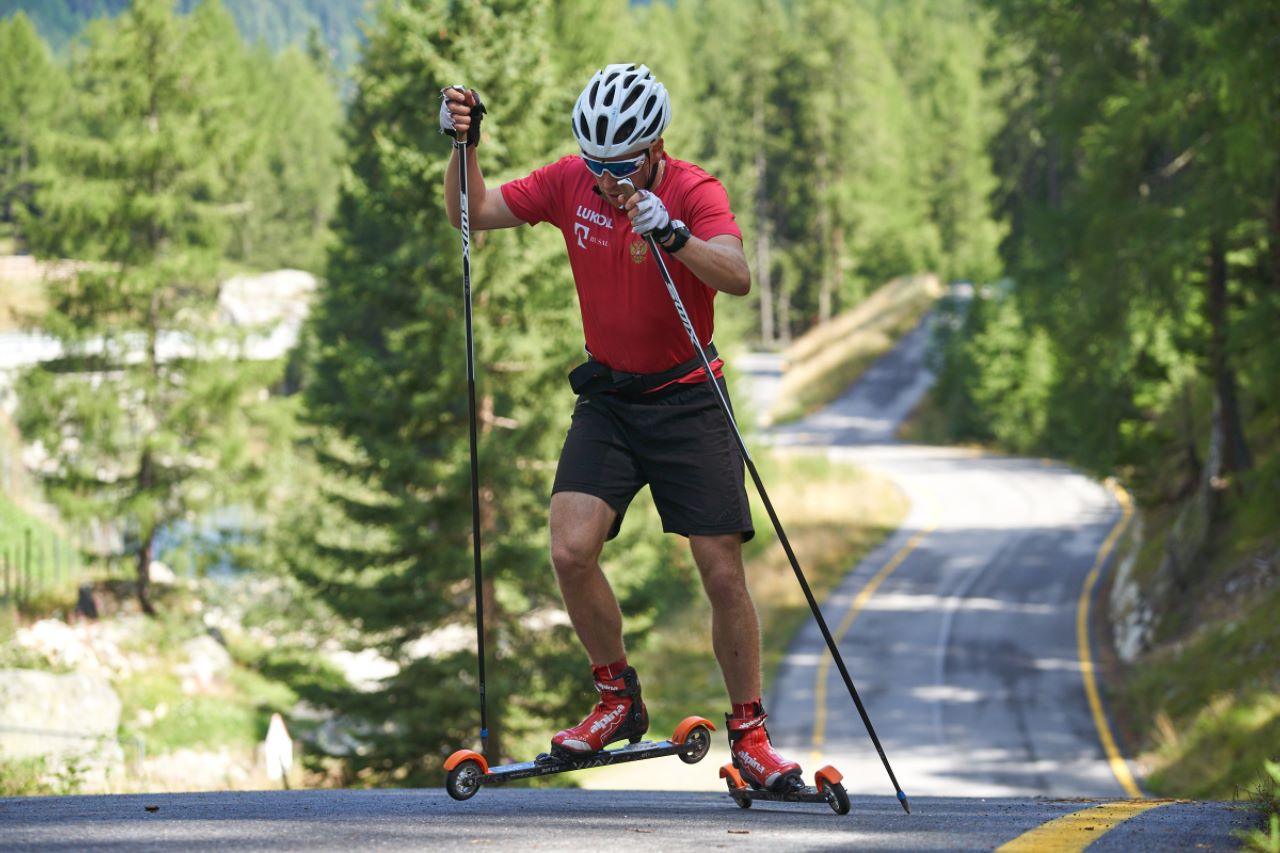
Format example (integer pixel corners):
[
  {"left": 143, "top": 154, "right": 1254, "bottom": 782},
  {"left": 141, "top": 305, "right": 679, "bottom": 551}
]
[{"left": 755, "top": 315, "right": 1143, "bottom": 799}]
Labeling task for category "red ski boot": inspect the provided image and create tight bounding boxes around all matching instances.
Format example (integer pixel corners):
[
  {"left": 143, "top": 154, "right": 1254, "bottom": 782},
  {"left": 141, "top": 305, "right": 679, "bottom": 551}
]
[
  {"left": 551, "top": 663, "right": 649, "bottom": 756},
  {"left": 727, "top": 702, "right": 804, "bottom": 793}
]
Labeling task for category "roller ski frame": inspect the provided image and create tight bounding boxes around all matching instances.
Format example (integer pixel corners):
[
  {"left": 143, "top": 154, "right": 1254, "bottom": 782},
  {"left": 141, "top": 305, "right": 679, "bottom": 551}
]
[
  {"left": 720, "top": 763, "right": 851, "bottom": 815},
  {"left": 444, "top": 716, "right": 715, "bottom": 801}
]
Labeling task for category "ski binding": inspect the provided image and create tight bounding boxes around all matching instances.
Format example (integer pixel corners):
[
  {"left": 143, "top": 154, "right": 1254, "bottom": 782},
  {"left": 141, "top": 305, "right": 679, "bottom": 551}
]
[
  {"left": 720, "top": 762, "right": 851, "bottom": 815},
  {"left": 444, "top": 716, "right": 715, "bottom": 801}
]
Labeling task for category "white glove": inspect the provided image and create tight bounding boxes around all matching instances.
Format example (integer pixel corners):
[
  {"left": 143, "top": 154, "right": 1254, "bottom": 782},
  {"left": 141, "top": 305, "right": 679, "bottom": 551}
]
[
  {"left": 439, "top": 86, "right": 485, "bottom": 146},
  {"left": 629, "top": 190, "right": 670, "bottom": 236},
  {"left": 439, "top": 96, "right": 457, "bottom": 134}
]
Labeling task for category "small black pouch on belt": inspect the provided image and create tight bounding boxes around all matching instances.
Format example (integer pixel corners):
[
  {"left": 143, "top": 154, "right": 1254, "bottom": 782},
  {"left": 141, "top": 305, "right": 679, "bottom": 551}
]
[{"left": 567, "top": 342, "right": 719, "bottom": 398}]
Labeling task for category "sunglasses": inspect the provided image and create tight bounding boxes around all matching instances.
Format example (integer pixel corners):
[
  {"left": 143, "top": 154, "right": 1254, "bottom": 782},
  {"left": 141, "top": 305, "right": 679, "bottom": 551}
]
[{"left": 581, "top": 150, "right": 648, "bottom": 179}]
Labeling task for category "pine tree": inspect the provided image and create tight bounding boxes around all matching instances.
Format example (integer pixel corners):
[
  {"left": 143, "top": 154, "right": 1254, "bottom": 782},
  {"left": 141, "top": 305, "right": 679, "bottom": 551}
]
[
  {"left": 0, "top": 12, "right": 63, "bottom": 244},
  {"left": 291, "top": 0, "right": 588, "bottom": 781},
  {"left": 223, "top": 44, "right": 343, "bottom": 272},
  {"left": 17, "top": 0, "right": 278, "bottom": 614}
]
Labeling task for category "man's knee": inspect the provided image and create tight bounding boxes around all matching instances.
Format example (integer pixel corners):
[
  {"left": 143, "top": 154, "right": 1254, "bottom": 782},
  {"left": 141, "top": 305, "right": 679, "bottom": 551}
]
[
  {"left": 549, "top": 492, "right": 614, "bottom": 579},
  {"left": 691, "top": 536, "right": 750, "bottom": 604},
  {"left": 701, "top": 562, "right": 750, "bottom": 604},
  {"left": 550, "top": 532, "right": 603, "bottom": 579}
]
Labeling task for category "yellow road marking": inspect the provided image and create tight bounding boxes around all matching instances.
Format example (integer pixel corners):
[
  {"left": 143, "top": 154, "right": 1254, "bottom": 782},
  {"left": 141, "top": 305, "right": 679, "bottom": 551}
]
[
  {"left": 996, "top": 799, "right": 1173, "bottom": 852},
  {"left": 810, "top": 506, "right": 937, "bottom": 762},
  {"left": 1078, "top": 479, "right": 1142, "bottom": 798}
]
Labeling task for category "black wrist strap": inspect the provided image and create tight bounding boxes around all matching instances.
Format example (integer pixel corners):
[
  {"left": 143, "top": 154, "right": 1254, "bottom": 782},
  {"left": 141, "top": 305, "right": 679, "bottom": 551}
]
[{"left": 659, "top": 222, "right": 691, "bottom": 254}]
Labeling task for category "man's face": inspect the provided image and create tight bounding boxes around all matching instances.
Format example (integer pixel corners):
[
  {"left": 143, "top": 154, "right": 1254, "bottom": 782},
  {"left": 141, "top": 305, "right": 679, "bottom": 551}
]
[{"left": 582, "top": 141, "right": 661, "bottom": 207}]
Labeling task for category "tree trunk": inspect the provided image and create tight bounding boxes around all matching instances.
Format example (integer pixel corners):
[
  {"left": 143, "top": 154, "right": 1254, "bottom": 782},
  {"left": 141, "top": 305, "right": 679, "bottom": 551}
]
[
  {"left": 136, "top": 447, "right": 157, "bottom": 615},
  {"left": 815, "top": 150, "right": 834, "bottom": 326},
  {"left": 1046, "top": 63, "right": 1062, "bottom": 211},
  {"left": 777, "top": 272, "right": 792, "bottom": 346},
  {"left": 475, "top": 398, "right": 501, "bottom": 760},
  {"left": 831, "top": 221, "right": 846, "bottom": 314},
  {"left": 1270, "top": 184, "right": 1280, "bottom": 295},
  {"left": 752, "top": 90, "right": 774, "bottom": 346},
  {"left": 1179, "top": 380, "right": 1200, "bottom": 495},
  {"left": 481, "top": 575, "right": 501, "bottom": 761},
  {"left": 1205, "top": 234, "right": 1252, "bottom": 479},
  {"left": 756, "top": 217, "right": 775, "bottom": 346},
  {"left": 136, "top": 531, "right": 156, "bottom": 616}
]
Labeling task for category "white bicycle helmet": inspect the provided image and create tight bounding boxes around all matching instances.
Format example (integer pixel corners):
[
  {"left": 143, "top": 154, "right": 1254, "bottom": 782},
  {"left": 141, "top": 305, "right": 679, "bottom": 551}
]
[{"left": 572, "top": 64, "right": 671, "bottom": 159}]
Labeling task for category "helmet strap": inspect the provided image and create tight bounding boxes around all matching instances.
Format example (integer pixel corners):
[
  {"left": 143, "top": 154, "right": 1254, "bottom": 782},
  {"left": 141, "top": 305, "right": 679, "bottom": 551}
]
[{"left": 645, "top": 153, "right": 663, "bottom": 191}]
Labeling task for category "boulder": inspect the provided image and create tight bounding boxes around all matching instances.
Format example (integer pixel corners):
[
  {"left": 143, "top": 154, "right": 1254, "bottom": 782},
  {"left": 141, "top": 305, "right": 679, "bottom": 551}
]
[
  {"left": 176, "top": 634, "right": 233, "bottom": 692},
  {"left": 0, "top": 668, "right": 124, "bottom": 790}
]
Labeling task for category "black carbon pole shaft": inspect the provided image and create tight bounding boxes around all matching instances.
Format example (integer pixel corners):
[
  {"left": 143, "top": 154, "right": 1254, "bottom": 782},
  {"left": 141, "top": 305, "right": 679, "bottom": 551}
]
[{"left": 456, "top": 131, "right": 488, "bottom": 755}]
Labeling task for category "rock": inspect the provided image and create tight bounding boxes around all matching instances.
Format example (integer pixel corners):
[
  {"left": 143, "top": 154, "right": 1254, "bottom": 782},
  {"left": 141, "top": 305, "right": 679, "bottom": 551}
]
[
  {"left": 0, "top": 668, "right": 125, "bottom": 790},
  {"left": 16, "top": 619, "right": 98, "bottom": 671},
  {"left": 175, "top": 634, "right": 233, "bottom": 691}
]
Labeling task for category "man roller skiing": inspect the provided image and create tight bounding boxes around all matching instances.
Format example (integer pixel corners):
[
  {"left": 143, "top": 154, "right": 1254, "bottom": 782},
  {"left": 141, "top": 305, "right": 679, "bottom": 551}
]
[{"left": 441, "top": 64, "right": 804, "bottom": 794}]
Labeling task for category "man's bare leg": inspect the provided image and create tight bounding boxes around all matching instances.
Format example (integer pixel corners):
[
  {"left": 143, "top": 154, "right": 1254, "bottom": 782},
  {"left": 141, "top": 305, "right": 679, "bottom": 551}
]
[
  {"left": 549, "top": 491, "right": 625, "bottom": 665},
  {"left": 692, "top": 532, "right": 802, "bottom": 790},
  {"left": 690, "top": 532, "right": 761, "bottom": 704}
]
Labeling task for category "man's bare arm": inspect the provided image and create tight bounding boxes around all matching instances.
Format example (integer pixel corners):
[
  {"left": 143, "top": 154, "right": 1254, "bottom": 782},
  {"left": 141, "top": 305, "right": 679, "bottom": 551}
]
[
  {"left": 662, "top": 233, "right": 751, "bottom": 296},
  {"left": 441, "top": 87, "right": 523, "bottom": 231}
]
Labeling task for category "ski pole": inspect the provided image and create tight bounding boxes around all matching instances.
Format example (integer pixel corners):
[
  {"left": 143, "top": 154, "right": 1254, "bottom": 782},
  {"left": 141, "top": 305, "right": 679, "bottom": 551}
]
[
  {"left": 454, "top": 110, "right": 488, "bottom": 756},
  {"left": 618, "top": 180, "right": 910, "bottom": 814}
]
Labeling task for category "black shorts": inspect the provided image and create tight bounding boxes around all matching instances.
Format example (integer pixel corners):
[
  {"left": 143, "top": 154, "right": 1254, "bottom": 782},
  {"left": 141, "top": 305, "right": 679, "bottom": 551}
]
[{"left": 552, "top": 377, "right": 755, "bottom": 542}]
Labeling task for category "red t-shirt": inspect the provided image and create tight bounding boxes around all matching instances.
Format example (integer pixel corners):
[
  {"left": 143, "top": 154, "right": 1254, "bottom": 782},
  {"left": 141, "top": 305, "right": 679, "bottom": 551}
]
[{"left": 501, "top": 154, "right": 742, "bottom": 376}]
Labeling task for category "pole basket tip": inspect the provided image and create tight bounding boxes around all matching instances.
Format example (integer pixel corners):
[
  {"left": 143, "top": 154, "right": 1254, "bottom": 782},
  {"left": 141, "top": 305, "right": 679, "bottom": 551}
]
[{"left": 898, "top": 790, "right": 911, "bottom": 814}]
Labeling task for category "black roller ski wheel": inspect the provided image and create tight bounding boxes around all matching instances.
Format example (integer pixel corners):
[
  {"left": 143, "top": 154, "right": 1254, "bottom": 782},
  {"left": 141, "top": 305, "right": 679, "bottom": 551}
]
[
  {"left": 446, "top": 759, "right": 484, "bottom": 801},
  {"left": 725, "top": 777, "right": 752, "bottom": 808},
  {"left": 824, "top": 781, "right": 850, "bottom": 815},
  {"left": 679, "top": 724, "right": 712, "bottom": 765}
]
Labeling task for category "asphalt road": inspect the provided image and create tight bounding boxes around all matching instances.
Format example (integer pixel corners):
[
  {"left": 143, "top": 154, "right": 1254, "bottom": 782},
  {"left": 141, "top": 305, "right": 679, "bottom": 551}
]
[
  {"left": 760, "top": 316, "right": 1141, "bottom": 797},
  {"left": 0, "top": 788, "right": 1254, "bottom": 852}
]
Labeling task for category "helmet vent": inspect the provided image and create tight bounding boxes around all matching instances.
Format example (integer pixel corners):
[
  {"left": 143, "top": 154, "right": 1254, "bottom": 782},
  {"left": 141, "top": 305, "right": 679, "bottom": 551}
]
[
  {"left": 641, "top": 112, "right": 663, "bottom": 139},
  {"left": 614, "top": 117, "right": 637, "bottom": 145},
  {"left": 622, "top": 87, "right": 642, "bottom": 111}
]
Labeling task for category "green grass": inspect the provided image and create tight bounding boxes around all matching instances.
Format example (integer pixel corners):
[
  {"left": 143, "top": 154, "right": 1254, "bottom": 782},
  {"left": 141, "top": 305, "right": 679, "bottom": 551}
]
[
  {"left": 767, "top": 274, "right": 943, "bottom": 425},
  {"left": 112, "top": 611, "right": 300, "bottom": 755},
  {"left": 0, "top": 756, "right": 60, "bottom": 796},
  {"left": 116, "top": 667, "right": 296, "bottom": 754},
  {"left": 1119, "top": 579, "right": 1280, "bottom": 801},
  {"left": 1239, "top": 761, "right": 1280, "bottom": 852},
  {"left": 0, "top": 493, "right": 84, "bottom": 607}
]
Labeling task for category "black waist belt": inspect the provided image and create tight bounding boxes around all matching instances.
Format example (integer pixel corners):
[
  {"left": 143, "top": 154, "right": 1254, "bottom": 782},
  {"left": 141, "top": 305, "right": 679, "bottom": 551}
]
[{"left": 568, "top": 342, "right": 719, "bottom": 399}]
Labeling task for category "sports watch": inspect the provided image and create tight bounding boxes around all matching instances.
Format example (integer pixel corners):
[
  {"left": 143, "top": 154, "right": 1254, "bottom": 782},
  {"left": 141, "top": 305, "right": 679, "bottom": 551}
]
[{"left": 657, "top": 219, "right": 692, "bottom": 254}]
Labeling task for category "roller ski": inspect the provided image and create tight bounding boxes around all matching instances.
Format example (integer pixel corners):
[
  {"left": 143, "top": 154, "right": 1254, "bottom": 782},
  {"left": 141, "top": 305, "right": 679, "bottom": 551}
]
[
  {"left": 445, "top": 664, "right": 714, "bottom": 801},
  {"left": 718, "top": 703, "right": 850, "bottom": 815}
]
